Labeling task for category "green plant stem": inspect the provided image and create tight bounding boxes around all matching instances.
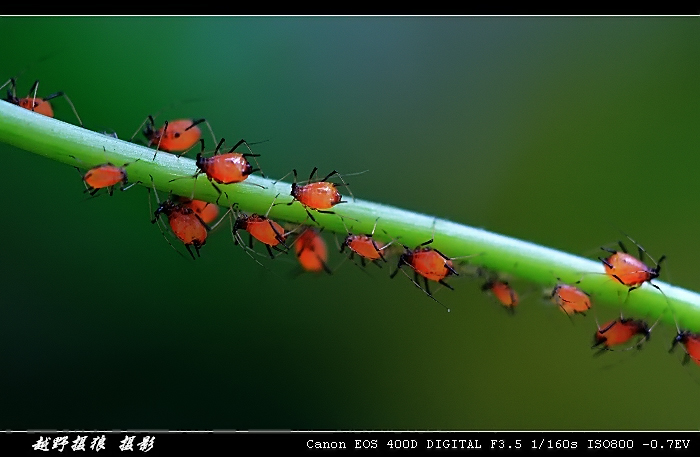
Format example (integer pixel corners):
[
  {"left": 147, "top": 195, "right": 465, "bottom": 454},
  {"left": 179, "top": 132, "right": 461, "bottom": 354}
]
[{"left": 1, "top": 100, "right": 699, "bottom": 331}]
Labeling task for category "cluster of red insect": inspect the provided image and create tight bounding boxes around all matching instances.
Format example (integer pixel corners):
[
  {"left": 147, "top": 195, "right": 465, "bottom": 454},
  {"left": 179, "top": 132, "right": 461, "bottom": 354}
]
[{"left": 5, "top": 75, "right": 700, "bottom": 372}]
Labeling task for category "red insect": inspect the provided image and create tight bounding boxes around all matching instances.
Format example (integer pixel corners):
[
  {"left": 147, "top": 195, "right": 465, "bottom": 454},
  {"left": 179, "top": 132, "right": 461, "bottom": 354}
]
[
  {"left": 599, "top": 236, "right": 665, "bottom": 293},
  {"left": 482, "top": 279, "right": 519, "bottom": 314},
  {"left": 70, "top": 152, "right": 140, "bottom": 197},
  {"left": 175, "top": 197, "right": 220, "bottom": 225},
  {"left": 294, "top": 227, "right": 331, "bottom": 274},
  {"left": 152, "top": 200, "right": 208, "bottom": 260},
  {"left": 671, "top": 330, "right": 700, "bottom": 367},
  {"left": 669, "top": 311, "right": 700, "bottom": 367},
  {"left": 340, "top": 218, "right": 396, "bottom": 268},
  {"left": 550, "top": 280, "right": 591, "bottom": 316},
  {"left": 149, "top": 176, "right": 225, "bottom": 260},
  {"left": 231, "top": 197, "right": 292, "bottom": 259},
  {"left": 592, "top": 316, "right": 656, "bottom": 354},
  {"left": 286, "top": 167, "right": 351, "bottom": 223},
  {"left": 390, "top": 235, "right": 459, "bottom": 310},
  {"left": 131, "top": 115, "right": 217, "bottom": 160},
  {"left": 191, "top": 138, "right": 264, "bottom": 201},
  {"left": 81, "top": 163, "right": 139, "bottom": 196},
  {"left": 3, "top": 78, "right": 82, "bottom": 125}
]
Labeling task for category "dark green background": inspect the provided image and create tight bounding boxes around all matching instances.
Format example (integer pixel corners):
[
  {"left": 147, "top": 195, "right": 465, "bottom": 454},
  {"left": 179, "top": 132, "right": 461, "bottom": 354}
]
[{"left": 1, "top": 17, "right": 699, "bottom": 430}]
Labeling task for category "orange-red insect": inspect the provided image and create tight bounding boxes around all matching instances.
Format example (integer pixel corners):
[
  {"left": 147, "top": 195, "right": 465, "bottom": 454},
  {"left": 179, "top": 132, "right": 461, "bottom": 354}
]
[
  {"left": 193, "top": 138, "right": 263, "bottom": 200},
  {"left": 70, "top": 153, "right": 140, "bottom": 197},
  {"left": 3, "top": 78, "right": 82, "bottom": 125},
  {"left": 152, "top": 199, "right": 209, "bottom": 260},
  {"left": 592, "top": 316, "right": 653, "bottom": 354},
  {"left": 599, "top": 237, "right": 665, "bottom": 293},
  {"left": 671, "top": 330, "right": 700, "bottom": 367},
  {"left": 144, "top": 118, "right": 205, "bottom": 152},
  {"left": 81, "top": 163, "right": 139, "bottom": 196},
  {"left": 550, "top": 281, "right": 591, "bottom": 316},
  {"left": 482, "top": 280, "right": 519, "bottom": 313},
  {"left": 168, "top": 138, "right": 265, "bottom": 205},
  {"left": 231, "top": 198, "right": 291, "bottom": 259},
  {"left": 669, "top": 312, "right": 700, "bottom": 367},
  {"left": 287, "top": 168, "right": 351, "bottom": 223},
  {"left": 340, "top": 218, "right": 395, "bottom": 268},
  {"left": 294, "top": 227, "right": 331, "bottom": 274},
  {"left": 390, "top": 235, "right": 458, "bottom": 310},
  {"left": 149, "top": 176, "right": 225, "bottom": 260},
  {"left": 131, "top": 114, "right": 217, "bottom": 160},
  {"left": 175, "top": 197, "right": 220, "bottom": 225}
]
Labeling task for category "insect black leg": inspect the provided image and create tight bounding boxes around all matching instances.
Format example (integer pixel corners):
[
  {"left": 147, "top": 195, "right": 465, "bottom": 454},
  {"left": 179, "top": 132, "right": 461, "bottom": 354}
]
[
  {"left": 153, "top": 120, "right": 169, "bottom": 160},
  {"left": 422, "top": 275, "right": 431, "bottom": 295},
  {"left": 439, "top": 279, "right": 454, "bottom": 291},
  {"left": 442, "top": 258, "right": 460, "bottom": 277},
  {"left": 618, "top": 241, "right": 628, "bottom": 253},
  {"left": 390, "top": 260, "right": 404, "bottom": 279},
  {"left": 268, "top": 220, "right": 288, "bottom": 247},
  {"left": 321, "top": 258, "right": 333, "bottom": 275},
  {"left": 321, "top": 170, "right": 339, "bottom": 182},
  {"left": 211, "top": 182, "right": 224, "bottom": 205},
  {"left": 42, "top": 91, "right": 63, "bottom": 102},
  {"left": 308, "top": 167, "right": 318, "bottom": 182},
  {"left": 419, "top": 237, "right": 435, "bottom": 247},
  {"left": 637, "top": 245, "right": 645, "bottom": 262},
  {"left": 27, "top": 80, "right": 39, "bottom": 105},
  {"left": 305, "top": 209, "right": 318, "bottom": 224},
  {"left": 599, "top": 257, "right": 614, "bottom": 269},
  {"left": 682, "top": 353, "right": 691, "bottom": 366},
  {"left": 232, "top": 229, "right": 242, "bottom": 246},
  {"left": 187, "top": 118, "right": 206, "bottom": 131}
]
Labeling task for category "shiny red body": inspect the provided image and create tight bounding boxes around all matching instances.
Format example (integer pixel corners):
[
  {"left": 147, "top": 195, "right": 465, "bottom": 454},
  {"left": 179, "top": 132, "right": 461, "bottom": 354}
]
[
  {"left": 295, "top": 228, "right": 328, "bottom": 272},
  {"left": 291, "top": 182, "right": 342, "bottom": 210},
  {"left": 237, "top": 214, "right": 286, "bottom": 247},
  {"left": 197, "top": 153, "right": 253, "bottom": 184},
  {"left": 83, "top": 164, "right": 126, "bottom": 189},
  {"left": 145, "top": 119, "right": 201, "bottom": 152},
  {"left": 154, "top": 201, "right": 208, "bottom": 249},
  {"left": 344, "top": 235, "right": 386, "bottom": 261},
  {"left": 5, "top": 80, "right": 55, "bottom": 116},
  {"left": 672, "top": 331, "right": 700, "bottom": 366},
  {"left": 551, "top": 284, "right": 591, "bottom": 315},
  {"left": 15, "top": 96, "right": 54, "bottom": 116},
  {"left": 484, "top": 280, "right": 519, "bottom": 309},
  {"left": 403, "top": 248, "right": 454, "bottom": 282},
  {"left": 593, "top": 318, "right": 649, "bottom": 349},
  {"left": 603, "top": 252, "right": 657, "bottom": 287},
  {"left": 176, "top": 198, "right": 220, "bottom": 225}
]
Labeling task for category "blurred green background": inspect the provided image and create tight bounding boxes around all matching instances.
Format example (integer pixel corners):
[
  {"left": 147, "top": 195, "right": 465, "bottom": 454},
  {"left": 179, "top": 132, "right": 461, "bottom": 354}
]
[{"left": 1, "top": 17, "right": 699, "bottom": 430}]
